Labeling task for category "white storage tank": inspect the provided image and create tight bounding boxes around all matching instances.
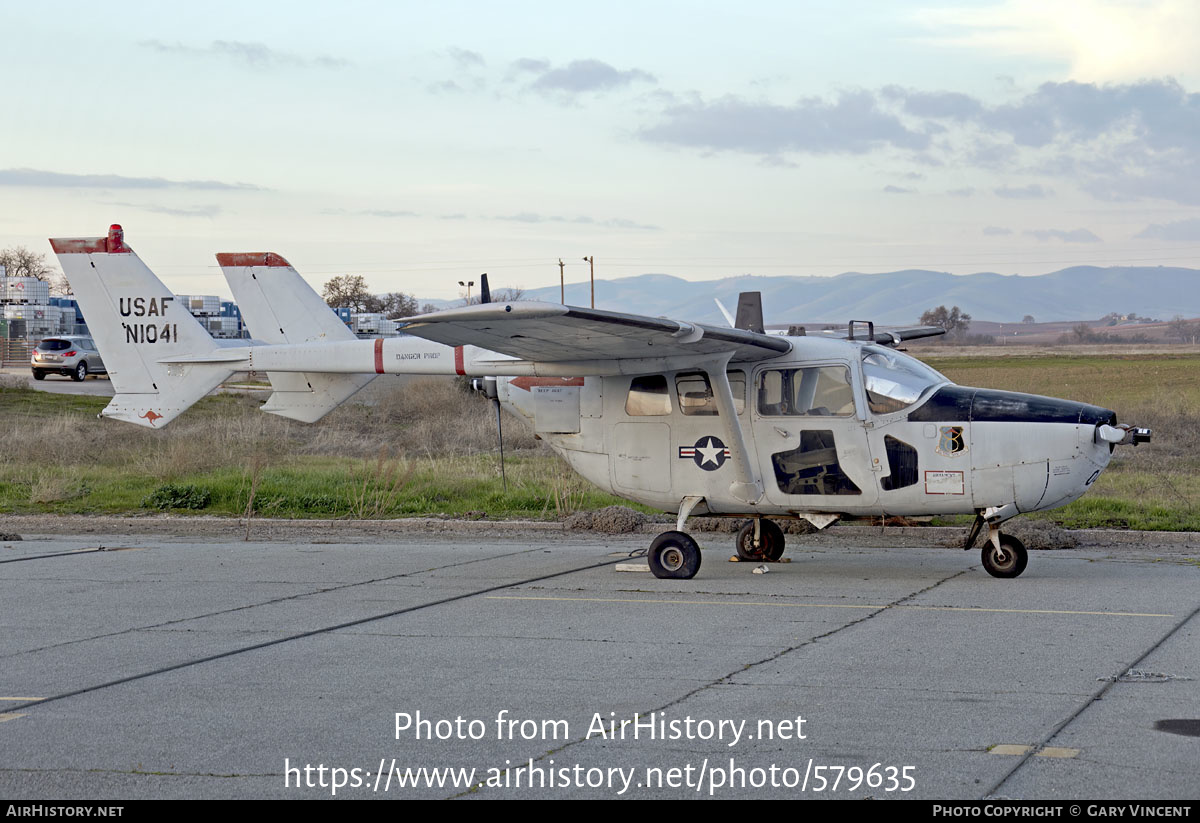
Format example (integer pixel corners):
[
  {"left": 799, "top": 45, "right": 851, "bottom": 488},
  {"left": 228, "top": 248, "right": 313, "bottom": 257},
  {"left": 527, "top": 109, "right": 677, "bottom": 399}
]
[
  {"left": 5, "top": 304, "right": 62, "bottom": 335},
  {"left": 1, "top": 277, "right": 51, "bottom": 305},
  {"left": 351, "top": 313, "right": 383, "bottom": 334},
  {"left": 178, "top": 294, "right": 222, "bottom": 316}
]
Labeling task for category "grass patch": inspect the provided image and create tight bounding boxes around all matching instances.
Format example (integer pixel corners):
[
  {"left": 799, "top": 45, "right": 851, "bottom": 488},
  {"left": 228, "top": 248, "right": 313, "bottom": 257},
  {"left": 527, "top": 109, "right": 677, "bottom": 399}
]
[{"left": 1, "top": 355, "right": 1196, "bottom": 529}]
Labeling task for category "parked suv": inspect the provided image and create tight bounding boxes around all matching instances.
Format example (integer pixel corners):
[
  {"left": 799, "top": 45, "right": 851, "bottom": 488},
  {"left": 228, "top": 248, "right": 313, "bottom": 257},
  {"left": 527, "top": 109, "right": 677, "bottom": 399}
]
[{"left": 30, "top": 336, "right": 107, "bottom": 381}]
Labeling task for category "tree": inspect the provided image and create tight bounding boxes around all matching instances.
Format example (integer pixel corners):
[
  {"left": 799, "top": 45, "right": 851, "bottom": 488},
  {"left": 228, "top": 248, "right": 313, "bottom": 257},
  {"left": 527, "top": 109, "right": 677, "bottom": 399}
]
[
  {"left": 1168, "top": 315, "right": 1196, "bottom": 344},
  {"left": 1022, "top": 315, "right": 1035, "bottom": 324},
  {"left": 0, "top": 246, "right": 55, "bottom": 281},
  {"left": 919, "top": 305, "right": 972, "bottom": 339},
  {"left": 322, "top": 274, "right": 372, "bottom": 312},
  {"left": 322, "top": 275, "right": 421, "bottom": 319},
  {"left": 464, "top": 286, "right": 525, "bottom": 305}
]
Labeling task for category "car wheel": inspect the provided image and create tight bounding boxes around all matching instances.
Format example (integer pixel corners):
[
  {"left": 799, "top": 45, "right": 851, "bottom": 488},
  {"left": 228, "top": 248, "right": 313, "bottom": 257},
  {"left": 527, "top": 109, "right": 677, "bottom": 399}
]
[
  {"left": 73, "top": 362, "right": 88, "bottom": 382},
  {"left": 32, "top": 370, "right": 45, "bottom": 381}
]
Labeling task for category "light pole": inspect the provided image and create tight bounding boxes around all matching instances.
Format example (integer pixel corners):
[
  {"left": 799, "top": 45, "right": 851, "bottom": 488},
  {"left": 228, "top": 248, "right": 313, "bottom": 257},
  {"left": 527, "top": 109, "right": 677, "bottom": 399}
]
[
  {"left": 558, "top": 258, "right": 565, "bottom": 304},
  {"left": 458, "top": 280, "right": 474, "bottom": 303},
  {"left": 582, "top": 256, "right": 594, "bottom": 308}
]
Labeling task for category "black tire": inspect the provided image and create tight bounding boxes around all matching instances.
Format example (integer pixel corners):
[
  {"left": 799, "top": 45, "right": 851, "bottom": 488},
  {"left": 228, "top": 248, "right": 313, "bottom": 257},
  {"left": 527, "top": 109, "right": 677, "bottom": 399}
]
[
  {"left": 72, "top": 362, "right": 88, "bottom": 382},
  {"left": 32, "top": 370, "right": 45, "bottom": 381},
  {"left": 648, "top": 531, "right": 702, "bottom": 580},
  {"left": 736, "top": 519, "right": 786, "bottom": 561},
  {"left": 981, "top": 534, "right": 1027, "bottom": 578}
]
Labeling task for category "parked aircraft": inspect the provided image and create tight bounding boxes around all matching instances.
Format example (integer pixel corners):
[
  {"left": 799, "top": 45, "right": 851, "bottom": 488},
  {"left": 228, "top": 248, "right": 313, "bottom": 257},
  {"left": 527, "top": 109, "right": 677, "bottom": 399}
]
[{"left": 51, "top": 225, "right": 1151, "bottom": 579}]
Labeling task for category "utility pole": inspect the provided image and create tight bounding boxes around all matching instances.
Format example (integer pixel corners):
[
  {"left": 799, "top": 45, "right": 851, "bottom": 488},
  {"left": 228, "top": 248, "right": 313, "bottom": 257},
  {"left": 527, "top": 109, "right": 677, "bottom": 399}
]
[
  {"left": 582, "top": 256, "right": 594, "bottom": 308},
  {"left": 558, "top": 258, "right": 565, "bottom": 304}
]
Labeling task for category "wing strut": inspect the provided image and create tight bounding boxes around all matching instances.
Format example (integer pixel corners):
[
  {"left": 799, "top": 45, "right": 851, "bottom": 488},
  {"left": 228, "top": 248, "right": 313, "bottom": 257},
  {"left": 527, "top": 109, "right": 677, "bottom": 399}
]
[{"left": 704, "top": 354, "right": 764, "bottom": 505}]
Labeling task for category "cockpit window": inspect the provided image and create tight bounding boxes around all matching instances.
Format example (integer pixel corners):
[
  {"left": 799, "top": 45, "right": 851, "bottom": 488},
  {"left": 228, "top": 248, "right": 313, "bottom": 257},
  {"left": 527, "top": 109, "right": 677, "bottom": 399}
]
[
  {"left": 860, "top": 345, "right": 947, "bottom": 415},
  {"left": 758, "top": 366, "right": 855, "bottom": 417}
]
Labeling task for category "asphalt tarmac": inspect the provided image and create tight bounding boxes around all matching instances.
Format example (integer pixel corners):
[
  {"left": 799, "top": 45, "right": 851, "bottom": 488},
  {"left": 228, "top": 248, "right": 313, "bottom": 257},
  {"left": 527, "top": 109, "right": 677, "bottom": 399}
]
[{"left": 0, "top": 529, "right": 1197, "bottom": 800}]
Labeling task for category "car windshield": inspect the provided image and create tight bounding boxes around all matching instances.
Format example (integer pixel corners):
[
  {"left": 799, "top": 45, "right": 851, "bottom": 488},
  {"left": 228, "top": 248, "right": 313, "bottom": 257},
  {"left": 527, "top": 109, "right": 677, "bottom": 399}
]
[
  {"left": 38, "top": 339, "right": 72, "bottom": 351},
  {"left": 860, "top": 345, "right": 948, "bottom": 414}
]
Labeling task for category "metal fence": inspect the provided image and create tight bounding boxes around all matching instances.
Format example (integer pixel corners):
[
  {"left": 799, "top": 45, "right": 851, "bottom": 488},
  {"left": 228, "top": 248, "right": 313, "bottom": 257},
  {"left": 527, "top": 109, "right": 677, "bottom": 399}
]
[{"left": 0, "top": 338, "right": 32, "bottom": 368}]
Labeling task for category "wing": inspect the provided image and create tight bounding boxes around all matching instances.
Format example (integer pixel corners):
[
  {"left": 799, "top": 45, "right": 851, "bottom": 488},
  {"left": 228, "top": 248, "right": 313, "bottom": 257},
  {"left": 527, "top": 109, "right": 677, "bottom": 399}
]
[{"left": 395, "top": 302, "right": 792, "bottom": 363}]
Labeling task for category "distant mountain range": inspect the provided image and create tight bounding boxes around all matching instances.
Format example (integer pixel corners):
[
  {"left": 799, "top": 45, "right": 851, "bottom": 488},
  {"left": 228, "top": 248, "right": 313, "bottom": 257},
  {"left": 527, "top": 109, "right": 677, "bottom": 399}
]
[{"left": 420, "top": 266, "right": 1200, "bottom": 325}]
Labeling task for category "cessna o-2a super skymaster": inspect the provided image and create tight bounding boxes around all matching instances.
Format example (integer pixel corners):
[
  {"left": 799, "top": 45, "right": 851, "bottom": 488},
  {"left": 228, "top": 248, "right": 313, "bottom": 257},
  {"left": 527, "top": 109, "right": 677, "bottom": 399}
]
[{"left": 51, "top": 225, "right": 1151, "bottom": 580}]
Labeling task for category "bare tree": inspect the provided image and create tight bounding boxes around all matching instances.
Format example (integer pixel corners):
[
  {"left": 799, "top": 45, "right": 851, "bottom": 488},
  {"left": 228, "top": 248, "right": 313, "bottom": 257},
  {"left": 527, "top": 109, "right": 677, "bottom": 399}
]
[
  {"left": 322, "top": 274, "right": 372, "bottom": 312},
  {"left": 465, "top": 285, "right": 525, "bottom": 305},
  {"left": 1168, "top": 315, "right": 1196, "bottom": 344},
  {"left": 919, "top": 305, "right": 972, "bottom": 339},
  {"left": 0, "top": 246, "right": 55, "bottom": 281}
]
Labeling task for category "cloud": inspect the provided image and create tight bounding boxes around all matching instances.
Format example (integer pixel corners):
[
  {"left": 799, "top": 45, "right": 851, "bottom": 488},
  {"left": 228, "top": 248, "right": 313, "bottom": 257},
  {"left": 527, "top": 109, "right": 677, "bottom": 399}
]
[
  {"left": 108, "top": 202, "right": 221, "bottom": 218},
  {"left": 1135, "top": 218, "right": 1200, "bottom": 241},
  {"left": 446, "top": 47, "right": 485, "bottom": 69},
  {"left": 882, "top": 85, "right": 983, "bottom": 119},
  {"left": 1025, "top": 228, "right": 1102, "bottom": 243},
  {"left": 140, "top": 39, "right": 349, "bottom": 70},
  {"left": 639, "top": 77, "right": 1200, "bottom": 205},
  {"left": 883, "top": 185, "right": 916, "bottom": 194},
  {"left": 995, "top": 183, "right": 1052, "bottom": 199},
  {"left": 947, "top": 187, "right": 975, "bottom": 197},
  {"left": 639, "top": 91, "right": 930, "bottom": 156},
  {"left": 982, "top": 226, "right": 1013, "bottom": 235},
  {"left": 361, "top": 209, "right": 420, "bottom": 218},
  {"left": 909, "top": 2, "right": 1200, "bottom": 84},
  {"left": 322, "top": 208, "right": 420, "bottom": 218},
  {"left": 494, "top": 213, "right": 658, "bottom": 230},
  {"left": 0, "top": 168, "right": 262, "bottom": 191},
  {"left": 512, "top": 58, "right": 655, "bottom": 100}
]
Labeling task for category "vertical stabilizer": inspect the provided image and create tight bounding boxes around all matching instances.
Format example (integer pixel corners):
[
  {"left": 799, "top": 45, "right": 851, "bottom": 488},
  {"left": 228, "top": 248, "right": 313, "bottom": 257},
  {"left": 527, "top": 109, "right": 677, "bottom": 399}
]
[
  {"left": 734, "top": 291, "right": 765, "bottom": 334},
  {"left": 217, "top": 252, "right": 375, "bottom": 422},
  {"left": 49, "top": 225, "right": 234, "bottom": 428}
]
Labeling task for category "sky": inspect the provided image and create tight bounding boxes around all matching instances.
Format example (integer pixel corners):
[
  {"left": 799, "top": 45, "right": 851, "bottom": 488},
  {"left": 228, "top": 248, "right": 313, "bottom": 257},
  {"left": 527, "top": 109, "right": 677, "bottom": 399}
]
[{"left": 3, "top": 0, "right": 1200, "bottom": 300}]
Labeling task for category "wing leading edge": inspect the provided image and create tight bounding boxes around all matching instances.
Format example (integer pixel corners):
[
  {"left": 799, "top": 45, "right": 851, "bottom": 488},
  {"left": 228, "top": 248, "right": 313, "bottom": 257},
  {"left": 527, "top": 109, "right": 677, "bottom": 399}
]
[{"left": 396, "top": 301, "right": 792, "bottom": 364}]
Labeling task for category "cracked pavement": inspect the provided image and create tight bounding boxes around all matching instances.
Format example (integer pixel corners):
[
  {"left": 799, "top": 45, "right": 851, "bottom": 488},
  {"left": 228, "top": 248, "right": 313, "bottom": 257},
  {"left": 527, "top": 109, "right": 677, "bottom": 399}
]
[{"left": 0, "top": 527, "right": 1197, "bottom": 799}]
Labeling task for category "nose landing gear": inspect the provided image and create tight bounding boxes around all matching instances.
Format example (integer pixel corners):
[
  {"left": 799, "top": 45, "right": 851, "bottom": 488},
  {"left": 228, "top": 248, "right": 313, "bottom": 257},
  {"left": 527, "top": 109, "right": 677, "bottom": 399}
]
[
  {"left": 981, "top": 533, "right": 1027, "bottom": 578},
  {"left": 967, "top": 508, "right": 1030, "bottom": 578}
]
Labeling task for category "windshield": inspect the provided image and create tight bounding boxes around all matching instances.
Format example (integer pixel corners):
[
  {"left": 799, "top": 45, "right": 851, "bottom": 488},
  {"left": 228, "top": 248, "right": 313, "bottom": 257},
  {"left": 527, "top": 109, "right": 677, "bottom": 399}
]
[{"left": 860, "top": 345, "right": 948, "bottom": 414}]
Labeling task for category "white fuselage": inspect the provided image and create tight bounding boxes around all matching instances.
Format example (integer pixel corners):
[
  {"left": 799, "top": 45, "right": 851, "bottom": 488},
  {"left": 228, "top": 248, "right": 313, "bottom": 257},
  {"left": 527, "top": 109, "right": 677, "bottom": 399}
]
[{"left": 204, "top": 333, "right": 1115, "bottom": 520}]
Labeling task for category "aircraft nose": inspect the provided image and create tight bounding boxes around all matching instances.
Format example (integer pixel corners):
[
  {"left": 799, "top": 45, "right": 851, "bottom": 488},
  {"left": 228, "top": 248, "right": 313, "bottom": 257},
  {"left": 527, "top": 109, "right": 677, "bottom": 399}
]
[
  {"left": 910, "top": 385, "right": 1115, "bottom": 426},
  {"left": 967, "top": 388, "right": 1115, "bottom": 426}
]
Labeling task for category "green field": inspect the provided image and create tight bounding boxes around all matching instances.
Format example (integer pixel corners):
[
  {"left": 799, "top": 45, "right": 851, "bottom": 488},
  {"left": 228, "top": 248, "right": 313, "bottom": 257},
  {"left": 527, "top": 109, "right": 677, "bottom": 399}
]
[{"left": 0, "top": 353, "right": 1196, "bottom": 529}]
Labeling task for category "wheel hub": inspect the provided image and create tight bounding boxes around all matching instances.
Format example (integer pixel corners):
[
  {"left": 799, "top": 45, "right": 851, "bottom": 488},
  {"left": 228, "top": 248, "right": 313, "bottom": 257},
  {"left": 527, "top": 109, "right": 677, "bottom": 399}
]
[{"left": 661, "top": 547, "right": 684, "bottom": 571}]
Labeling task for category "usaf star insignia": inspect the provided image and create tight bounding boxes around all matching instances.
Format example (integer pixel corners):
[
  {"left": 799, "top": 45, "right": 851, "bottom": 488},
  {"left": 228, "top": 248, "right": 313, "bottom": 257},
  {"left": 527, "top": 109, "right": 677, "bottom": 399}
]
[{"left": 679, "top": 436, "right": 730, "bottom": 471}]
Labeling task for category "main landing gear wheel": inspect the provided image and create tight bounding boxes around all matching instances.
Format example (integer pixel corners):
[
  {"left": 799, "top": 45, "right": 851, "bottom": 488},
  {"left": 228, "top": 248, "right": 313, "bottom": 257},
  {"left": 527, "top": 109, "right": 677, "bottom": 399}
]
[
  {"left": 736, "top": 519, "right": 785, "bottom": 562},
  {"left": 648, "top": 531, "right": 702, "bottom": 579},
  {"left": 981, "top": 534, "right": 1027, "bottom": 578}
]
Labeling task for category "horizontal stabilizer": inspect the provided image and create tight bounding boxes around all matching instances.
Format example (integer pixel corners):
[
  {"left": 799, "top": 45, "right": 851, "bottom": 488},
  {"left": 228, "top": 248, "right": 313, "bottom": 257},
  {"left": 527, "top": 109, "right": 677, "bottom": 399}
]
[{"left": 259, "top": 372, "right": 376, "bottom": 423}]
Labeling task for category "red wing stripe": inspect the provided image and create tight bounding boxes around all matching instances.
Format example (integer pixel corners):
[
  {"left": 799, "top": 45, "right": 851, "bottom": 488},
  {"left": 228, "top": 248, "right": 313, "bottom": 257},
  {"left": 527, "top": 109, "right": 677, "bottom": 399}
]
[{"left": 374, "top": 338, "right": 384, "bottom": 374}]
